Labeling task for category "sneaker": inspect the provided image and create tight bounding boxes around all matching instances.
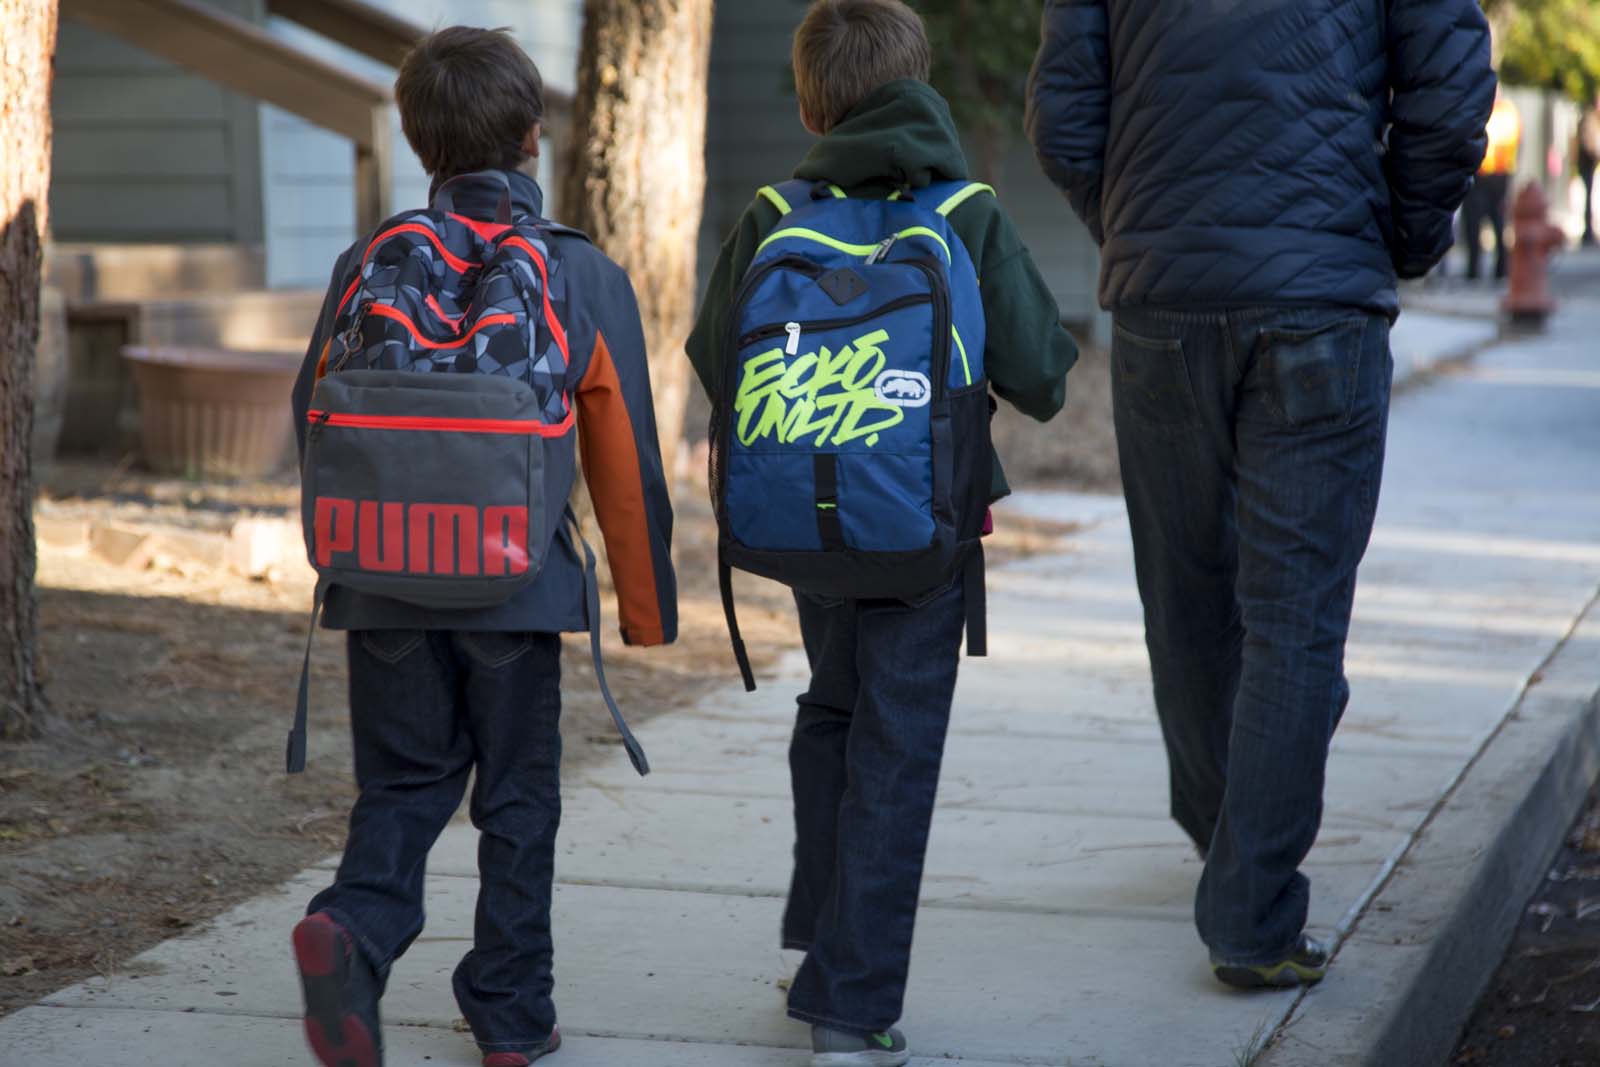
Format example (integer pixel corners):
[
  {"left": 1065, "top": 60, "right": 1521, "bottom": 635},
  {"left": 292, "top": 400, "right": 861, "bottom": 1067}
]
[
  {"left": 293, "top": 912, "right": 383, "bottom": 1067},
  {"left": 1211, "top": 934, "right": 1330, "bottom": 990},
  {"left": 811, "top": 1025, "right": 910, "bottom": 1066},
  {"left": 483, "top": 1028, "right": 562, "bottom": 1067}
]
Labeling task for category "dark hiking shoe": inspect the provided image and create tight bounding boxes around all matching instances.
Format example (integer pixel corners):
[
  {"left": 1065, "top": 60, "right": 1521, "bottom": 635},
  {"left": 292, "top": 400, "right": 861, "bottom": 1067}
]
[
  {"left": 1212, "top": 934, "right": 1330, "bottom": 990},
  {"left": 483, "top": 1028, "right": 561, "bottom": 1067},
  {"left": 293, "top": 912, "right": 383, "bottom": 1067},
  {"left": 811, "top": 1025, "right": 910, "bottom": 1066}
]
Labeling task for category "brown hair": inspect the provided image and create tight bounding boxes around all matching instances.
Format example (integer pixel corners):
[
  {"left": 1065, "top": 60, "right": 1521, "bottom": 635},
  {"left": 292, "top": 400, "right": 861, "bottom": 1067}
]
[
  {"left": 792, "top": 0, "right": 931, "bottom": 134},
  {"left": 395, "top": 26, "right": 544, "bottom": 180}
]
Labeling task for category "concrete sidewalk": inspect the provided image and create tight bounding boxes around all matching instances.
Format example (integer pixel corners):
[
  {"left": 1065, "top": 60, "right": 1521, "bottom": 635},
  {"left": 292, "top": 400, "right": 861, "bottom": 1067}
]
[{"left": 5, "top": 308, "right": 1600, "bottom": 1065}]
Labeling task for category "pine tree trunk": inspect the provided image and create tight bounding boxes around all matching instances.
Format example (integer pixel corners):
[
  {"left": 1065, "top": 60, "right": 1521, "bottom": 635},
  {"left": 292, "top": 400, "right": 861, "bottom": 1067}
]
[
  {"left": 561, "top": 0, "right": 713, "bottom": 491},
  {"left": 0, "top": 0, "right": 58, "bottom": 740}
]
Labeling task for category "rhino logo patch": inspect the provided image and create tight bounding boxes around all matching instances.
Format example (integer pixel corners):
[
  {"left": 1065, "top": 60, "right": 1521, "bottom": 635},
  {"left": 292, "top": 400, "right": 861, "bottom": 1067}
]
[{"left": 874, "top": 369, "right": 931, "bottom": 408}]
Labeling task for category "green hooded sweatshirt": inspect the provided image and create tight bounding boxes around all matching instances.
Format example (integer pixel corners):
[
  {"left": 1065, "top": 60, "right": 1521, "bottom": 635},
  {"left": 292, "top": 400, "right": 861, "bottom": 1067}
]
[{"left": 685, "top": 79, "right": 1079, "bottom": 500}]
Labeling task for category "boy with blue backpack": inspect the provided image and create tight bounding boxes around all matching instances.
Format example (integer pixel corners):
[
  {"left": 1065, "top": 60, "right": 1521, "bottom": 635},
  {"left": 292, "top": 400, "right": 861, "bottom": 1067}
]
[
  {"left": 286, "top": 27, "right": 675, "bottom": 1067},
  {"left": 686, "top": 2, "right": 1078, "bottom": 1062}
]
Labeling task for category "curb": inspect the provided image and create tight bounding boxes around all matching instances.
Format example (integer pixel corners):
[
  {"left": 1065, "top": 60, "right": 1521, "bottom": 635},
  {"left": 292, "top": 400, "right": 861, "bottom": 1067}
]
[
  {"left": 1389, "top": 310, "right": 1501, "bottom": 390},
  {"left": 1261, "top": 588, "right": 1600, "bottom": 1067}
]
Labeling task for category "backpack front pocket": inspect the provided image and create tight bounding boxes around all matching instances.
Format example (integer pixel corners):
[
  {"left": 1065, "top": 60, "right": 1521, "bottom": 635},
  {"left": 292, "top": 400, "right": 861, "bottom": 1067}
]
[{"left": 302, "top": 371, "right": 570, "bottom": 609}]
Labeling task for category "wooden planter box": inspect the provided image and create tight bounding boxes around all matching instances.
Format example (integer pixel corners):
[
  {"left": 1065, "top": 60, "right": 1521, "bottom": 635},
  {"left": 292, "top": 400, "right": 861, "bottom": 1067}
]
[{"left": 121, "top": 346, "right": 300, "bottom": 480}]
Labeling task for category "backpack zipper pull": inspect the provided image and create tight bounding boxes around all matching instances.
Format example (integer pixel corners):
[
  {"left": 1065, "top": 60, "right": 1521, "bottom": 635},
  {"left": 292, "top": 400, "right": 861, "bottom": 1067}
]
[
  {"left": 334, "top": 300, "right": 371, "bottom": 371},
  {"left": 866, "top": 236, "right": 897, "bottom": 264},
  {"left": 785, "top": 322, "right": 802, "bottom": 356}
]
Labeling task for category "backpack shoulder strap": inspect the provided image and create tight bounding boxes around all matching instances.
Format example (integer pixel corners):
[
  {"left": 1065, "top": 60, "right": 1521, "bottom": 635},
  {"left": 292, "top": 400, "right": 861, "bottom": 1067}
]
[
  {"left": 755, "top": 179, "right": 820, "bottom": 218},
  {"left": 920, "top": 180, "right": 997, "bottom": 218}
]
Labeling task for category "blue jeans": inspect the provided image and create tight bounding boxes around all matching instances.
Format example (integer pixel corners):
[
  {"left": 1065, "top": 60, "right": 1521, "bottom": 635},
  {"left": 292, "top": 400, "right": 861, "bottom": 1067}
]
[
  {"left": 782, "top": 581, "right": 966, "bottom": 1035},
  {"left": 308, "top": 630, "right": 562, "bottom": 1052},
  {"left": 1110, "top": 307, "right": 1392, "bottom": 964}
]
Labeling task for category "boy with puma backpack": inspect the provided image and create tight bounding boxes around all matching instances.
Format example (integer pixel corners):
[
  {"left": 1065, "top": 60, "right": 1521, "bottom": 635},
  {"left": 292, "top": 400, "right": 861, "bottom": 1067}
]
[
  {"left": 686, "top": 2, "right": 1077, "bottom": 1062},
  {"left": 287, "top": 28, "right": 675, "bottom": 1067}
]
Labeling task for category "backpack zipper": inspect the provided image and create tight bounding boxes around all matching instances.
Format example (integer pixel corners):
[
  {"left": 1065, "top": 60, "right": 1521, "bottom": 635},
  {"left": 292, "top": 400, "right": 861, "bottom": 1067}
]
[
  {"left": 756, "top": 225, "right": 952, "bottom": 263},
  {"left": 715, "top": 255, "right": 822, "bottom": 510},
  {"left": 332, "top": 300, "right": 372, "bottom": 372},
  {"left": 737, "top": 293, "right": 933, "bottom": 350},
  {"left": 905, "top": 257, "right": 955, "bottom": 394},
  {"left": 304, "top": 409, "right": 574, "bottom": 438}
]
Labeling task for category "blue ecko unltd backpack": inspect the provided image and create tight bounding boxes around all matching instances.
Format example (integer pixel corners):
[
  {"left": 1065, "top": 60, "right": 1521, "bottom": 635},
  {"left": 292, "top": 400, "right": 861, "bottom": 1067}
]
[{"left": 712, "top": 179, "right": 994, "bottom": 689}]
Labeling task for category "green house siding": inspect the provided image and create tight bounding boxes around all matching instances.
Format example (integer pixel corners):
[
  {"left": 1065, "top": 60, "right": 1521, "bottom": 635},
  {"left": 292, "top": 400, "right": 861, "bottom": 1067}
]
[{"left": 50, "top": 5, "right": 265, "bottom": 245}]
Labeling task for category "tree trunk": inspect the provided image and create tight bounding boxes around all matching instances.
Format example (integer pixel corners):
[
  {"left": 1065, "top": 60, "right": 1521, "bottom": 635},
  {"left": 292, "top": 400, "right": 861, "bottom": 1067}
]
[
  {"left": 0, "top": 0, "right": 58, "bottom": 739},
  {"left": 561, "top": 0, "right": 713, "bottom": 490}
]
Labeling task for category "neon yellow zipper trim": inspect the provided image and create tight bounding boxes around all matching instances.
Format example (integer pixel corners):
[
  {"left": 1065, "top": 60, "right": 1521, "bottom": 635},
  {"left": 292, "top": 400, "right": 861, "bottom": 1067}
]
[
  {"left": 951, "top": 325, "right": 973, "bottom": 386},
  {"left": 757, "top": 225, "right": 952, "bottom": 262}
]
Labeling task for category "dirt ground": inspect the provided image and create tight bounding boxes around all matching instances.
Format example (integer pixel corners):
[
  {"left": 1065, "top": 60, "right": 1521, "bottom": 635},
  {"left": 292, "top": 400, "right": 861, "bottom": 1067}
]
[
  {"left": 0, "top": 356, "right": 1107, "bottom": 1017},
  {"left": 1453, "top": 785, "right": 1600, "bottom": 1066},
  {"left": 991, "top": 339, "right": 1120, "bottom": 494}
]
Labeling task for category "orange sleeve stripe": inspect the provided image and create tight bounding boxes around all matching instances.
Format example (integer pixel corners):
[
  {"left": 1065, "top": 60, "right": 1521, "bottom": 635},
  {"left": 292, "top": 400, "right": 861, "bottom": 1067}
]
[
  {"left": 576, "top": 329, "right": 665, "bottom": 645},
  {"left": 315, "top": 338, "right": 331, "bottom": 382}
]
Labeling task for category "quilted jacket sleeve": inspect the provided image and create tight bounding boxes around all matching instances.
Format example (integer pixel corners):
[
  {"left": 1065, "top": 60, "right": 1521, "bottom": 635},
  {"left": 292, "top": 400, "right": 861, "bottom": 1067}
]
[
  {"left": 1025, "top": 0, "right": 1111, "bottom": 245},
  {"left": 1385, "top": 0, "right": 1496, "bottom": 279}
]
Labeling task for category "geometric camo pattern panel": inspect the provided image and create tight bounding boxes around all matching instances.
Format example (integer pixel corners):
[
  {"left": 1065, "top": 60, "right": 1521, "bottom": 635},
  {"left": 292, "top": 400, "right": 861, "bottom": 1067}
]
[{"left": 327, "top": 210, "right": 572, "bottom": 425}]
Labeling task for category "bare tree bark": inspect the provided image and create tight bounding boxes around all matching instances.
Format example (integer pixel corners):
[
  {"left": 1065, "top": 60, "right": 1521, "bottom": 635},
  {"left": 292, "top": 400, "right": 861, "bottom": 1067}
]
[
  {"left": 0, "top": 0, "right": 58, "bottom": 739},
  {"left": 561, "top": 0, "right": 713, "bottom": 490}
]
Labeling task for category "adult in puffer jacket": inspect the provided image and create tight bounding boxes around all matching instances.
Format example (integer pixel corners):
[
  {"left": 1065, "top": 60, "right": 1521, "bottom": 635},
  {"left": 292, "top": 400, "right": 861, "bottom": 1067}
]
[{"left": 1026, "top": 0, "right": 1494, "bottom": 990}]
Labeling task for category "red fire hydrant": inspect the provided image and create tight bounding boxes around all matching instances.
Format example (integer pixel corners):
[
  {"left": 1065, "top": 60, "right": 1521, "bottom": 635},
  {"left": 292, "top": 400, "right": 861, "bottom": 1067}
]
[{"left": 1503, "top": 182, "right": 1563, "bottom": 330}]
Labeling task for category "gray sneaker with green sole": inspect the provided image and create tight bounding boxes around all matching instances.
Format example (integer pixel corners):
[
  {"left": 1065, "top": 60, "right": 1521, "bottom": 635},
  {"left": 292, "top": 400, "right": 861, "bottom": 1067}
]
[{"left": 811, "top": 1025, "right": 910, "bottom": 1066}]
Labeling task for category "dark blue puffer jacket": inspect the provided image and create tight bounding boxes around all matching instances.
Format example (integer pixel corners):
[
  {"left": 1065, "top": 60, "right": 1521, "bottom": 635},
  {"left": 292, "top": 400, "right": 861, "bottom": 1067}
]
[{"left": 1026, "top": 0, "right": 1495, "bottom": 317}]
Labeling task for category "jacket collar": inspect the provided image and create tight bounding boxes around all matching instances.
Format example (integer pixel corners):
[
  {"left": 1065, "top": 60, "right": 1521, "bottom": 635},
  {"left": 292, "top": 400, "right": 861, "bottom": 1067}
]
[{"left": 427, "top": 168, "right": 545, "bottom": 221}]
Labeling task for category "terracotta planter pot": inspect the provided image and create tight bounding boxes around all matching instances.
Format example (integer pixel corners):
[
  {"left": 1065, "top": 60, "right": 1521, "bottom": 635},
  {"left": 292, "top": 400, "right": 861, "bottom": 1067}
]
[{"left": 122, "top": 346, "right": 300, "bottom": 479}]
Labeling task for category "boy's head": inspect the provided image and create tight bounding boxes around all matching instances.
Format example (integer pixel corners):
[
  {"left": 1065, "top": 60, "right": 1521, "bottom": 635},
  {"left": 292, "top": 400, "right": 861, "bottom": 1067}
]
[
  {"left": 792, "top": 0, "right": 931, "bottom": 135},
  {"left": 396, "top": 27, "right": 544, "bottom": 181}
]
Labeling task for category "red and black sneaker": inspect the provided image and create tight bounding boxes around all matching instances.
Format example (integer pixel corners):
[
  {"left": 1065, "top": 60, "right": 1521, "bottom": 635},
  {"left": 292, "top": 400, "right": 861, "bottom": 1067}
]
[
  {"left": 292, "top": 912, "right": 384, "bottom": 1067},
  {"left": 483, "top": 1027, "right": 561, "bottom": 1066}
]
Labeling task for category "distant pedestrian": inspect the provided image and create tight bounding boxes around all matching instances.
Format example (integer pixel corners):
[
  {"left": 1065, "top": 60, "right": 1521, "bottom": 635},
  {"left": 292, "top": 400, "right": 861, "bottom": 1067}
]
[
  {"left": 1463, "top": 90, "right": 1522, "bottom": 281},
  {"left": 1578, "top": 96, "right": 1599, "bottom": 247},
  {"left": 1027, "top": 0, "right": 1494, "bottom": 989}
]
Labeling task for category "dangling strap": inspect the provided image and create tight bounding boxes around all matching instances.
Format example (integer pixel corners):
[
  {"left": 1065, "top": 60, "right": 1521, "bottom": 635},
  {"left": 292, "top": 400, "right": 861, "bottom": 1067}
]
[
  {"left": 567, "top": 516, "right": 650, "bottom": 776},
  {"left": 964, "top": 544, "right": 988, "bottom": 658},
  {"left": 287, "top": 577, "right": 331, "bottom": 773},
  {"left": 719, "top": 545, "right": 757, "bottom": 692}
]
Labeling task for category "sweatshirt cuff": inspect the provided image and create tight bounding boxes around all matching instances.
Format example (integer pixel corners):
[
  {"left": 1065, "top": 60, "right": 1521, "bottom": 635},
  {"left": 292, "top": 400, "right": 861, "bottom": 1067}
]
[{"left": 621, "top": 623, "right": 670, "bottom": 648}]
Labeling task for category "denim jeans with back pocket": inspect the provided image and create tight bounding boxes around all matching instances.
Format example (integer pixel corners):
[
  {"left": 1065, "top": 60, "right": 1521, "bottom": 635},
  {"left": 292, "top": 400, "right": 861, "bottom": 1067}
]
[
  {"left": 1110, "top": 306, "right": 1392, "bottom": 964},
  {"left": 308, "top": 629, "right": 563, "bottom": 1052}
]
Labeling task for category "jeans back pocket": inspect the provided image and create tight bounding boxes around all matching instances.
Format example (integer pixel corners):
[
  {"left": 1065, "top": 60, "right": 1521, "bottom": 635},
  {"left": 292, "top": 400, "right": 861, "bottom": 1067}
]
[
  {"left": 1256, "top": 317, "right": 1368, "bottom": 429},
  {"left": 1111, "top": 322, "right": 1201, "bottom": 433}
]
